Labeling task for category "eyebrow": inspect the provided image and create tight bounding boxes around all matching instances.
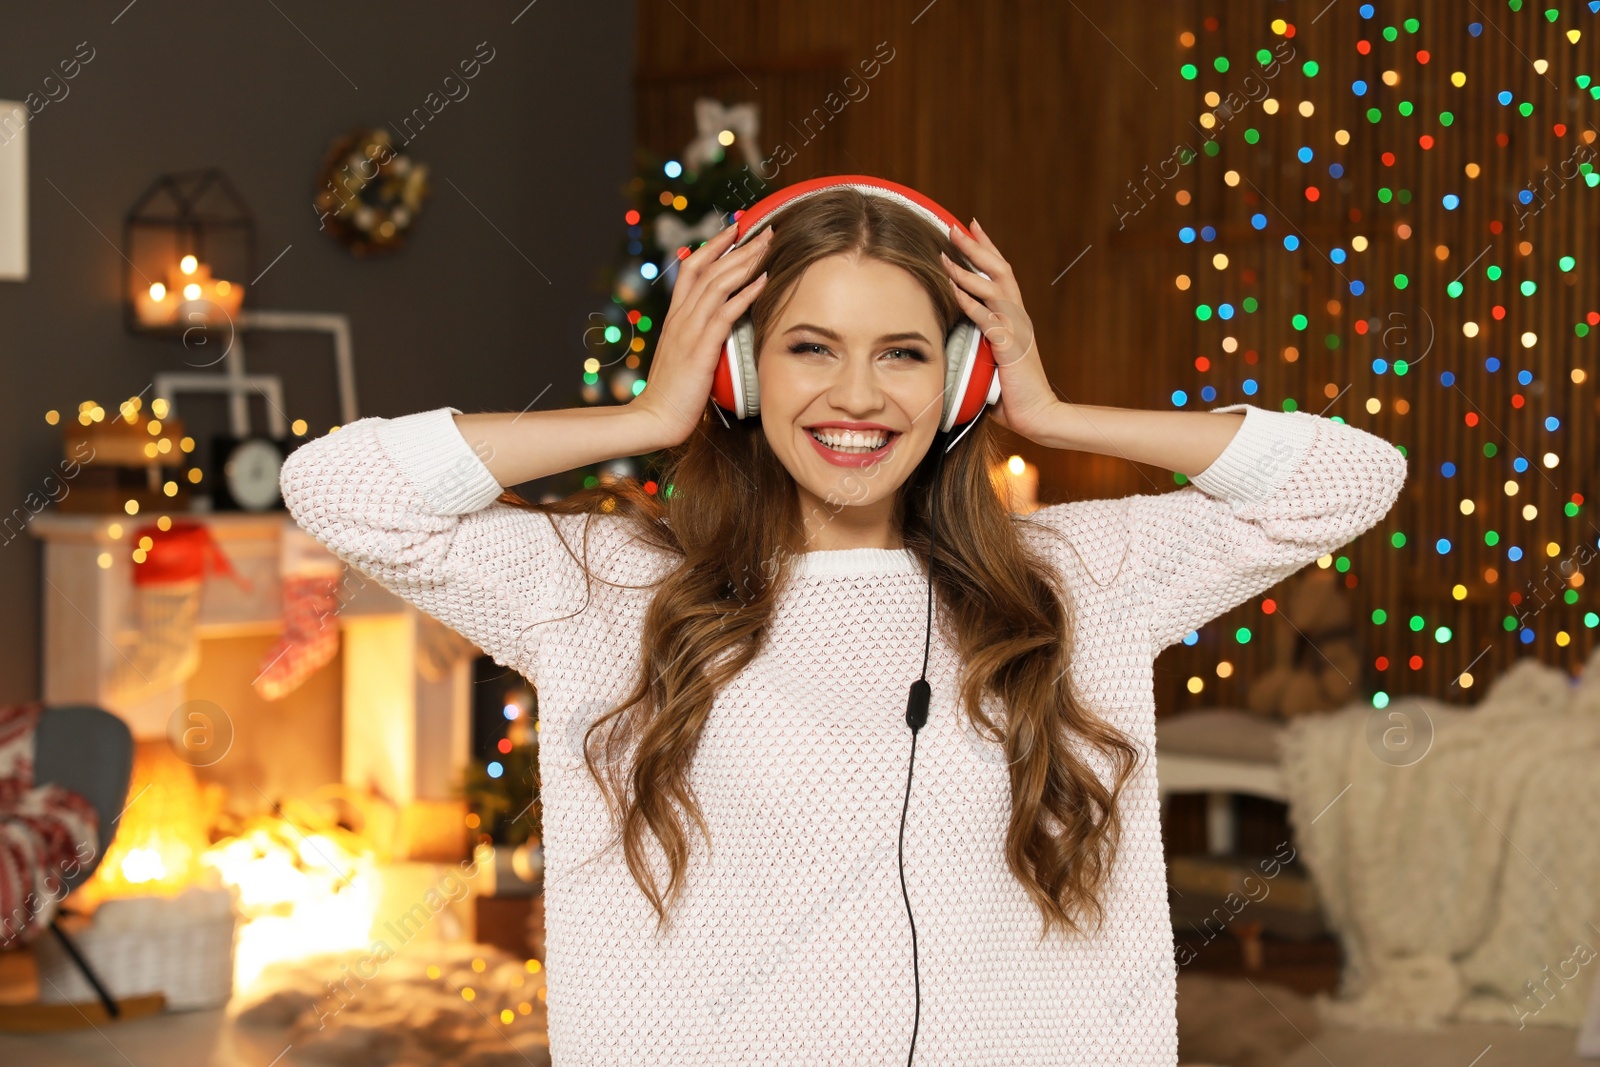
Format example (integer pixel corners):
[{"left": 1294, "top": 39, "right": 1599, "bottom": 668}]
[{"left": 784, "top": 323, "right": 934, "bottom": 345}]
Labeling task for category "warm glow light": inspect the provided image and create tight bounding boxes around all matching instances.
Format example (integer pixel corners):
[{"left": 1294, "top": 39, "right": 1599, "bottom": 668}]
[
  {"left": 1522, "top": 332, "right": 1538, "bottom": 348},
  {"left": 1213, "top": 253, "right": 1229, "bottom": 269},
  {"left": 149, "top": 282, "right": 167, "bottom": 301},
  {"left": 1186, "top": 676, "right": 1204, "bottom": 694},
  {"left": 1176, "top": 274, "right": 1191, "bottom": 290},
  {"left": 1351, "top": 235, "right": 1369, "bottom": 252},
  {"left": 1543, "top": 452, "right": 1560, "bottom": 468},
  {"left": 1465, "top": 162, "right": 1481, "bottom": 178},
  {"left": 1224, "top": 170, "right": 1240, "bottom": 187},
  {"left": 1573, "top": 369, "right": 1588, "bottom": 384},
  {"left": 1505, "top": 480, "right": 1520, "bottom": 496},
  {"left": 1460, "top": 672, "right": 1474, "bottom": 689},
  {"left": 1460, "top": 499, "right": 1475, "bottom": 515},
  {"left": 1007, "top": 455, "right": 1026, "bottom": 476},
  {"left": 1317, "top": 554, "right": 1334, "bottom": 568},
  {"left": 1524, "top": 504, "right": 1539, "bottom": 520},
  {"left": 180, "top": 254, "right": 199, "bottom": 275},
  {"left": 183, "top": 283, "right": 202, "bottom": 301},
  {"left": 1216, "top": 661, "right": 1234, "bottom": 678},
  {"left": 119, "top": 847, "right": 167, "bottom": 884},
  {"left": 1298, "top": 100, "right": 1314, "bottom": 117},
  {"left": 1335, "top": 129, "right": 1351, "bottom": 145},
  {"left": 1366, "top": 397, "right": 1382, "bottom": 414},
  {"left": 1263, "top": 98, "right": 1280, "bottom": 115},
  {"left": 1452, "top": 584, "right": 1468, "bottom": 600}
]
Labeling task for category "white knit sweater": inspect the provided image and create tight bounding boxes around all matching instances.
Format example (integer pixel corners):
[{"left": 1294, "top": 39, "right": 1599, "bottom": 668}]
[{"left": 279, "top": 402, "right": 1406, "bottom": 1065}]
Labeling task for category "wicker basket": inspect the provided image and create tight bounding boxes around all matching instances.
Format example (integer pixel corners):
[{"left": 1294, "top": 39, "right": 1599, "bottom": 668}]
[{"left": 34, "top": 905, "right": 237, "bottom": 1011}]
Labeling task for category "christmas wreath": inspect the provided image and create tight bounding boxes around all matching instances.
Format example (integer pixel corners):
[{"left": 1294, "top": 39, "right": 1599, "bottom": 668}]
[{"left": 314, "top": 127, "right": 430, "bottom": 256}]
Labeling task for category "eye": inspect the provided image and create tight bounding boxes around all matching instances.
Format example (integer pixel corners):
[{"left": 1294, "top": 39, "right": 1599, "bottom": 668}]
[
  {"left": 882, "top": 347, "right": 931, "bottom": 363},
  {"left": 787, "top": 342, "right": 830, "bottom": 356}
]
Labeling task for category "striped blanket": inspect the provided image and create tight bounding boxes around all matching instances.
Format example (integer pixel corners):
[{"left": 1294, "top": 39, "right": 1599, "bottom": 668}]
[{"left": 0, "top": 703, "right": 100, "bottom": 948}]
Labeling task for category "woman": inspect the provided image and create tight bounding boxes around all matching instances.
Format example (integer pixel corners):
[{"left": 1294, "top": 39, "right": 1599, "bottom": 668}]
[{"left": 280, "top": 179, "right": 1406, "bottom": 1065}]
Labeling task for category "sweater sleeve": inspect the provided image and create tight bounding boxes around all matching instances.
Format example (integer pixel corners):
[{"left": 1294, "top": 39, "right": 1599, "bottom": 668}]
[
  {"left": 1032, "top": 403, "right": 1407, "bottom": 657},
  {"left": 1030, "top": 403, "right": 1408, "bottom": 659},
  {"left": 277, "top": 406, "right": 574, "bottom": 680}
]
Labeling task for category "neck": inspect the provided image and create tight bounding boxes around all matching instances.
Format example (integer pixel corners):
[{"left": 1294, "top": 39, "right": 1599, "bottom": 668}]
[{"left": 796, "top": 487, "right": 901, "bottom": 552}]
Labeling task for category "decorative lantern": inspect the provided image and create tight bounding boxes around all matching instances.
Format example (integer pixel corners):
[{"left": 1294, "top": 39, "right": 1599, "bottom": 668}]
[{"left": 123, "top": 169, "right": 256, "bottom": 338}]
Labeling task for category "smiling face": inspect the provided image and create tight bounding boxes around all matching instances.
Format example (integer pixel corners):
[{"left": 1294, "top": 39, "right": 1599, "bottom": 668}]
[{"left": 756, "top": 252, "right": 948, "bottom": 548}]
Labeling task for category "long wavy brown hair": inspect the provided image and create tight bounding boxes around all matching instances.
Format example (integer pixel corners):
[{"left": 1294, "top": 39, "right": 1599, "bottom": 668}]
[{"left": 501, "top": 188, "right": 1139, "bottom": 941}]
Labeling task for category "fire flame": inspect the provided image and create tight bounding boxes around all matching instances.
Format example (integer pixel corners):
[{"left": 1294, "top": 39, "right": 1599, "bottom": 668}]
[
  {"left": 77, "top": 742, "right": 381, "bottom": 993},
  {"left": 77, "top": 741, "right": 222, "bottom": 906},
  {"left": 201, "top": 807, "right": 378, "bottom": 992}
]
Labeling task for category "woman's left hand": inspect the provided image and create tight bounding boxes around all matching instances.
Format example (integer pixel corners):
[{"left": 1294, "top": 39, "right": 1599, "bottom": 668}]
[{"left": 940, "top": 219, "right": 1062, "bottom": 442}]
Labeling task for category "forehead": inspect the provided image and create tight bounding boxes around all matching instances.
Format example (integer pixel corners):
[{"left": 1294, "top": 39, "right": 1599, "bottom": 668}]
[{"left": 773, "top": 253, "right": 941, "bottom": 335}]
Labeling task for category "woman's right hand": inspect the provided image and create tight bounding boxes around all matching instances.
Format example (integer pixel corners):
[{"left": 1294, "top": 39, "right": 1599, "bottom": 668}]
[{"left": 627, "top": 221, "right": 774, "bottom": 448}]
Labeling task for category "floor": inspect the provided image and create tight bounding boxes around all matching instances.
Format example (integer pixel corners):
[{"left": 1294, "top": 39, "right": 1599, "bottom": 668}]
[
  {"left": 1, "top": 944, "right": 1591, "bottom": 1066},
  {"left": 0, "top": 998, "right": 1589, "bottom": 1066},
  {"left": 1280, "top": 1022, "right": 1592, "bottom": 1067},
  {"left": 0, "top": 1006, "right": 280, "bottom": 1067}
]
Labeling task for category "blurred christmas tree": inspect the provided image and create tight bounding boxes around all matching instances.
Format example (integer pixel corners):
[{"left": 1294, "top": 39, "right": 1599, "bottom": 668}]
[
  {"left": 552, "top": 99, "right": 770, "bottom": 499},
  {"left": 461, "top": 681, "right": 541, "bottom": 847}
]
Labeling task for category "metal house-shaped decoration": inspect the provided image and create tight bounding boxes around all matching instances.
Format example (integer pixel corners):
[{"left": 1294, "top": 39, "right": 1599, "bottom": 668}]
[{"left": 123, "top": 169, "right": 257, "bottom": 339}]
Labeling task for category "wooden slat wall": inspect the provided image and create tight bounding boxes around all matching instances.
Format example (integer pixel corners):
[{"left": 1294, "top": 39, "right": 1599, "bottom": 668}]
[{"left": 634, "top": 0, "right": 1600, "bottom": 714}]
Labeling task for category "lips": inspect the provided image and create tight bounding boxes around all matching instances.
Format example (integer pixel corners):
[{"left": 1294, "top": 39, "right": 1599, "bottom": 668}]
[{"left": 803, "top": 424, "right": 901, "bottom": 467}]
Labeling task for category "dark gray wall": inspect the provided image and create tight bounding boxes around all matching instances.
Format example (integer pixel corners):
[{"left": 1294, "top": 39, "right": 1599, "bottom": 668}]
[{"left": 0, "top": 1, "right": 635, "bottom": 701}]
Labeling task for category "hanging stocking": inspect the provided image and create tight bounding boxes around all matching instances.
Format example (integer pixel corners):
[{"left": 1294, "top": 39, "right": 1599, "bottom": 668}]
[
  {"left": 253, "top": 525, "right": 344, "bottom": 701},
  {"left": 108, "top": 522, "right": 242, "bottom": 706}
]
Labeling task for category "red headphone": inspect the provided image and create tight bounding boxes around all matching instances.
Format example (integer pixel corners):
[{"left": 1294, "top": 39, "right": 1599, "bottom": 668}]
[{"left": 709, "top": 175, "right": 1001, "bottom": 433}]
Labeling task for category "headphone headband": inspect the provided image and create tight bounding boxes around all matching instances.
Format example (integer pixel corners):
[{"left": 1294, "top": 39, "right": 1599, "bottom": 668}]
[{"left": 709, "top": 175, "right": 1001, "bottom": 432}]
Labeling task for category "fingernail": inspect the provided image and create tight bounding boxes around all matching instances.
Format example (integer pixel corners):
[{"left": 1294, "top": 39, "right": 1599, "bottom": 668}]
[{"left": 971, "top": 217, "right": 981, "bottom": 231}]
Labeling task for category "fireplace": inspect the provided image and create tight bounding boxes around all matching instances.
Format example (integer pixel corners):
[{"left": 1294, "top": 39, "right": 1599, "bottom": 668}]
[{"left": 28, "top": 510, "right": 497, "bottom": 998}]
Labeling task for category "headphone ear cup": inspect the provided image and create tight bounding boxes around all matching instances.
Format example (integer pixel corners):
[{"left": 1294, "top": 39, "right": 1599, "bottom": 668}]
[
  {"left": 711, "top": 316, "right": 760, "bottom": 418},
  {"left": 730, "top": 316, "right": 759, "bottom": 416},
  {"left": 941, "top": 319, "right": 982, "bottom": 432}
]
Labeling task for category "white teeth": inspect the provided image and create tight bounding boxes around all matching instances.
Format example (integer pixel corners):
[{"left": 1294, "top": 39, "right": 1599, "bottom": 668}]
[{"left": 809, "top": 428, "right": 891, "bottom": 453}]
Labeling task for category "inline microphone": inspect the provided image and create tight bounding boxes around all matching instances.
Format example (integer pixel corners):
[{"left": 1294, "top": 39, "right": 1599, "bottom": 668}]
[{"left": 905, "top": 679, "right": 931, "bottom": 732}]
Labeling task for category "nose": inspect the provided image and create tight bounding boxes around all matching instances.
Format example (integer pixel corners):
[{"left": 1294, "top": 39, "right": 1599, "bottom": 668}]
[{"left": 825, "top": 349, "right": 886, "bottom": 417}]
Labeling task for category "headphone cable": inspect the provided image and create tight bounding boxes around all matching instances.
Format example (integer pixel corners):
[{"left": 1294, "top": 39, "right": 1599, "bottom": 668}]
[{"left": 899, "top": 430, "right": 951, "bottom": 1067}]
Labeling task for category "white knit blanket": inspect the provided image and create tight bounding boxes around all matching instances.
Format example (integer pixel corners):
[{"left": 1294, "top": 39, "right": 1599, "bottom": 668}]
[{"left": 1279, "top": 652, "right": 1600, "bottom": 1031}]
